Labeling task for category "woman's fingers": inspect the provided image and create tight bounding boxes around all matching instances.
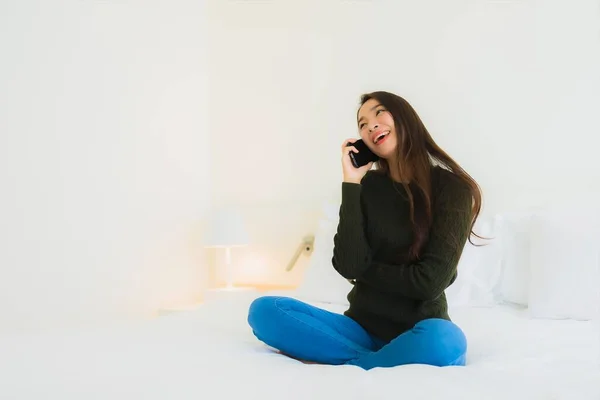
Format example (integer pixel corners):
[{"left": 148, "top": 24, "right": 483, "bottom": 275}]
[
  {"left": 342, "top": 139, "right": 359, "bottom": 157},
  {"left": 345, "top": 146, "right": 358, "bottom": 155},
  {"left": 341, "top": 138, "right": 357, "bottom": 150}
]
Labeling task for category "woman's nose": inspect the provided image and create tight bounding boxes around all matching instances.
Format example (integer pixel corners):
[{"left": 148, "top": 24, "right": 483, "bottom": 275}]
[{"left": 369, "top": 124, "right": 379, "bottom": 132}]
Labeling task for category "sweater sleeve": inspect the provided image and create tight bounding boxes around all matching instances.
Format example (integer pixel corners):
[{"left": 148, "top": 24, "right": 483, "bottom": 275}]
[
  {"left": 358, "top": 177, "right": 473, "bottom": 301},
  {"left": 331, "top": 182, "right": 372, "bottom": 280}
]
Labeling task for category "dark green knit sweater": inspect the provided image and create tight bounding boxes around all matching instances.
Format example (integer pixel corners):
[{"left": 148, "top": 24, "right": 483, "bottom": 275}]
[{"left": 332, "top": 166, "right": 473, "bottom": 342}]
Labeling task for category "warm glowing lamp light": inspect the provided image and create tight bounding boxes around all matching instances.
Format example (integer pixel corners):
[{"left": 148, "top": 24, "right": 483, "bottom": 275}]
[{"left": 204, "top": 208, "right": 249, "bottom": 289}]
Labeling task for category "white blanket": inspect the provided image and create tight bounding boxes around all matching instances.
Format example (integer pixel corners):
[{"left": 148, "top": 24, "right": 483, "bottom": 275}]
[{"left": 1, "top": 291, "right": 598, "bottom": 400}]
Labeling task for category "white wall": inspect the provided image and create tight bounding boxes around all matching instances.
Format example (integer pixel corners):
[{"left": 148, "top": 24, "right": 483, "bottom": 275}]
[
  {"left": 0, "top": 1, "right": 210, "bottom": 333},
  {"left": 207, "top": 0, "right": 600, "bottom": 286},
  {"left": 1, "top": 1, "right": 597, "bottom": 329}
]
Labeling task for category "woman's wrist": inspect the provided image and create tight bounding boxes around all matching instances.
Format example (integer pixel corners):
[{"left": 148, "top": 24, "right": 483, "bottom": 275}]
[{"left": 343, "top": 178, "right": 361, "bottom": 185}]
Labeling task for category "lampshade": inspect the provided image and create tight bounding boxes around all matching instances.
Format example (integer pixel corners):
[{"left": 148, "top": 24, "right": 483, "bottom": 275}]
[{"left": 204, "top": 208, "right": 249, "bottom": 248}]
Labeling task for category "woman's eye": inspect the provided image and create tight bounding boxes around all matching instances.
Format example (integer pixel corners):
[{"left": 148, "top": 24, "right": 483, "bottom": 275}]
[
  {"left": 376, "top": 109, "right": 385, "bottom": 115},
  {"left": 359, "top": 123, "right": 366, "bottom": 129}
]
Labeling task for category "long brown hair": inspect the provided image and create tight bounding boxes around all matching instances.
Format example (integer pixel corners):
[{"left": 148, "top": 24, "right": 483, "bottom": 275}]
[{"left": 358, "top": 91, "right": 483, "bottom": 260}]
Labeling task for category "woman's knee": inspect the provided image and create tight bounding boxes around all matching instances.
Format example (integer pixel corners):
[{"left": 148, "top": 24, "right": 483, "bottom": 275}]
[
  {"left": 415, "top": 318, "right": 467, "bottom": 366},
  {"left": 416, "top": 318, "right": 464, "bottom": 335},
  {"left": 247, "top": 296, "right": 278, "bottom": 330},
  {"left": 248, "top": 296, "right": 298, "bottom": 331}
]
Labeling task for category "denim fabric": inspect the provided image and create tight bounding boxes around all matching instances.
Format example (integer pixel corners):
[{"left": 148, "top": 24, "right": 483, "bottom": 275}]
[{"left": 248, "top": 296, "right": 467, "bottom": 370}]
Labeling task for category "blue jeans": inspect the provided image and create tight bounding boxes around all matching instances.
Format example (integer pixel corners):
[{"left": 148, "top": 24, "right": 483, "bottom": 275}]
[{"left": 247, "top": 296, "right": 467, "bottom": 370}]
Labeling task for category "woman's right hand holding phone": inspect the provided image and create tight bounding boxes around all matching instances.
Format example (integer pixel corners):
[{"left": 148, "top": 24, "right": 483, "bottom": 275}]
[{"left": 341, "top": 138, "right": 373, "bottom": 184}]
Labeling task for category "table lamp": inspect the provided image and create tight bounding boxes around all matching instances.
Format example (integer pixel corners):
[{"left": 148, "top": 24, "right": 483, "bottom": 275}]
[{"left": 204, "top": 208, "right": 249, "bottom": 289}]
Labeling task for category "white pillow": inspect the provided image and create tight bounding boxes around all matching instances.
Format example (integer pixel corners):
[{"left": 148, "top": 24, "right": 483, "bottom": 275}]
[
  {"left": 528, "top": 209, "right": 600, "bottom": 320},
  {"left": 494, "top": 211, "right": 536, "bottom": 306},
  {"left": 296, "top": 211, "right": 352, "bottom": 305},
  {"left": 446, "top": 216, "right": 502, "bottom": 307}
]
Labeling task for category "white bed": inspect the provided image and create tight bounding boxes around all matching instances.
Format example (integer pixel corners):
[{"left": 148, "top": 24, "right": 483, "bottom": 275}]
[
  {"left": 1, "top": 290, "right": 598, "bottom": 400},
  {"left": 2, "top": 207, "right": 598, "bottom": 399}
]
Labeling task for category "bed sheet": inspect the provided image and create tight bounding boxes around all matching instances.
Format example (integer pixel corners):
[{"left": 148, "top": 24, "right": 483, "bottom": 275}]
[{"left": 0, "top": 290, "right": 598, "bottom": 400}]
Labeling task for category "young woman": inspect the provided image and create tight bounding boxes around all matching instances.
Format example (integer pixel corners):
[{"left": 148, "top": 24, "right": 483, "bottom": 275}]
[{"left": 247, "top": 91, "right": 482, "bottom": 370}]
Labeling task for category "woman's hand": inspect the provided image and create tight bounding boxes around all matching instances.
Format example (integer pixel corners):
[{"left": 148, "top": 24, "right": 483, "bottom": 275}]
[{"left": 341, "top": 138, "right": 374, "bottom": 184}]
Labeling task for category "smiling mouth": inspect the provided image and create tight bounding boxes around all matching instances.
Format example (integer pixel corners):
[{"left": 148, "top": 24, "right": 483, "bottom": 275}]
[{"left": 374, "top": 131, "right": 389, "bottom": 144}]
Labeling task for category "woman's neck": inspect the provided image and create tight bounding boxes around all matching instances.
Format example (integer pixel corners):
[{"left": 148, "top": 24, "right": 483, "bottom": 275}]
[
  {"left": 386, "top": 159, "right": 411, "bottom": 184},
  {"left": 389, "top": 168, "right": 402, "bottom": 182}
]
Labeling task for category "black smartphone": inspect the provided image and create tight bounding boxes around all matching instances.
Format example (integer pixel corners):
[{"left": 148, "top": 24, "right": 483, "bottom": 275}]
[{"left": 346, "top": 139, "right": 379, "bottom": 168}]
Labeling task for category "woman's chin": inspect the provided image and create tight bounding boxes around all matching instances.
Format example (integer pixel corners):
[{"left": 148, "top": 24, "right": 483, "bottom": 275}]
[{"left": 376, "top": 148, "right": 397, "bottom": 160}]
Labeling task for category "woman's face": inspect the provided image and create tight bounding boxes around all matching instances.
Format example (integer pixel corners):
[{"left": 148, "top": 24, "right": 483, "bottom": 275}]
[{"left": 357, "top": 98, "right": 398, "bottom": 159}]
